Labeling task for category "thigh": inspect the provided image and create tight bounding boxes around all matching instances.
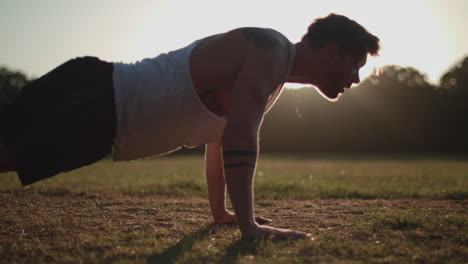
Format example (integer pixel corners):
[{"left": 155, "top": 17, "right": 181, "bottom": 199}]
[{"left": 4, "top": 57, "right": 116, "bottom": 185}]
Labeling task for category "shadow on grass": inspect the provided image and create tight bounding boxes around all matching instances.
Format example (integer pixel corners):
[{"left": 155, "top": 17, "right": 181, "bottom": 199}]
[
  {"left": 218, "top": 237, "right": 264, "bottom": 264},
  {"left": 146, "top": 225, "right": 216, "bottom": 264},
  {"left": 146, "top": 225, "right": 273, "bottom": 264}
]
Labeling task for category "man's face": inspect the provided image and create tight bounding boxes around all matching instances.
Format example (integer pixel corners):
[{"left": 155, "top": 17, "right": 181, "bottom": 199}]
[{"left": 315, "top": 49, "right": 367, "bottom": 101}]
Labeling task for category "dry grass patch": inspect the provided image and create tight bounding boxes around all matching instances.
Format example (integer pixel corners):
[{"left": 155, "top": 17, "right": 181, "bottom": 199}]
[{"left": 1, "top": 192, "right": 466, "bottom": 263}]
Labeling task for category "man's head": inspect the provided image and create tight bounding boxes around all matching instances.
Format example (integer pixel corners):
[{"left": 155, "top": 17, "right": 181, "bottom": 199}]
[{"left": 290, "top": 13, "right": 380, "bottom": 101}]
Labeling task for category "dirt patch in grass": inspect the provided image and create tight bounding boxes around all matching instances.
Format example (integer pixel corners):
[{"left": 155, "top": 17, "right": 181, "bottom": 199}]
[{"left": 1, "top": 192, "right": 466, "bottom": 263}]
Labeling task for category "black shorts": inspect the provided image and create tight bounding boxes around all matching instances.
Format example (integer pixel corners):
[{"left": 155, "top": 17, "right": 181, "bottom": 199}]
[{"left": 0, "top": 56, "right": 116, "bottom": 186}]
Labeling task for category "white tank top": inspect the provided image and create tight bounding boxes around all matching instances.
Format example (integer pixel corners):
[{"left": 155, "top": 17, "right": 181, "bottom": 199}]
[{"left": 112, "top": 32, "right": 295, "bottom": 161}]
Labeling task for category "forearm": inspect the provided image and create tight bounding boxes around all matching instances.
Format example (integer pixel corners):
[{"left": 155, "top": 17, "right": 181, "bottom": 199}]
[
  {"left": 205, "top": 143, "right": 229, "bottom": 220},
  {"left": 224, "top": 164, "right": 257, "bottom": 233},
  {"left": 206, "top": 170, "right": 228, "bottom": 218},
  {"left": 222, "top": 148, "right": 258, "bottom": 234}
]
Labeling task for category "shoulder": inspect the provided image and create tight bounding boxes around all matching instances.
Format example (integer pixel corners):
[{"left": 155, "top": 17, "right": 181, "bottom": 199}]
[
  {"left": 231, "top": 28, "right": 291, "bottom": 87},
  {"left": 238, "top": 27, "right": 289, "bottom": 50},
  {"left": 223, "top": 28, "right": 291, "bottom": 102},
  {"left": 227, "top": 27, "right": 290, "bottom": 51},
  {"left": 218, "top": 27, "right": 291, "bottom": 78}
]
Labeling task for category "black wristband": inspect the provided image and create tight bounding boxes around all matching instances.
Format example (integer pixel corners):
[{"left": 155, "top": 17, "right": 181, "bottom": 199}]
[
  {"left": 223, "top": 150, "right": 257, "bottom": 159},
  {"left": 224, "top": 162, "right": 256, "bottom": 169}
]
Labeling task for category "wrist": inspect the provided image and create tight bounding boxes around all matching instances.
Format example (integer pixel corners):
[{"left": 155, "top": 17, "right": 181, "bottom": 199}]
[
  {"left": 212, "top": 209, "right": 231, "bottom": 220},
  {"left": 240, "top": 222, "right": 259, "bottom": 236},
  {"left": 238, "top": 219, "right": 259, "bottom": 235}
]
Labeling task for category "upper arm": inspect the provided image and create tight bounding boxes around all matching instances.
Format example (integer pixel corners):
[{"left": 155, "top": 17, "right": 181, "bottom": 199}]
[{"left": 222, "top": 28, "right": 288, "bottom": 150}]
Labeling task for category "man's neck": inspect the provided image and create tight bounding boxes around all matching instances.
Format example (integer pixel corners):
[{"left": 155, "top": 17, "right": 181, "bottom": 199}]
[{"left": 286, "top": 42, "right": 319, "bottom": 85}]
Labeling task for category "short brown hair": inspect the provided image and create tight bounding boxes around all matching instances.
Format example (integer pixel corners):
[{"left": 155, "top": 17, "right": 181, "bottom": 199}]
[{"left": 302, "top": 13, "right": 380, "bottom": 57}]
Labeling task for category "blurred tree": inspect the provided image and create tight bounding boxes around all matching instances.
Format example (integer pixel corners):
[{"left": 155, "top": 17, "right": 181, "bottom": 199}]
[
  {"left": 440, "top": 56, "right": 468, "bottom": 93},
  {"left": 437, "top": 56, "right": 468, "bottom": 152},
  {"left": 0, "top": 67, "right": 30, "bottom": 111},
  {"left": 261, "top": 64, "right": 467, "bottom": 153},
  {"left": 358, "top": 66, "right": 458, "bottom": 152},
  {"left": 438, "top": 56, "right": 468, "bottom": 113}
]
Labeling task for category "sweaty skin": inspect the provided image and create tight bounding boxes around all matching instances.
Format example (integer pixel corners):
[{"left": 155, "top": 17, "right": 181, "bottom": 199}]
[
  {"left": 287, "top": 42, "right": 367, "bottom": 101},
  {"left": 191, "top": 27, "right": 368, "bottom": 239},
  {"left": 190, "top": 28, "right": 310, "bottom": 239},
  {"left": 190, "top": 28, "right": 289, "bottom": 117}
]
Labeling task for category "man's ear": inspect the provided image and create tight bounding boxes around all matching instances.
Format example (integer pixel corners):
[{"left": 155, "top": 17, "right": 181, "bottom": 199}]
[{"left": 322, "top": 43, "right": 340, "bottom": 63}]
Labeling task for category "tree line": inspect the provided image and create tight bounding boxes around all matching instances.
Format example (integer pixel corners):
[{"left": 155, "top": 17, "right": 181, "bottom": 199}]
[
  {"left": 1, "top": 56, "right": 467, "bottom": 153},
  {"left": 0, "top": 67, "right": 30, "bottom": 111},
  {"left": 261, "top": 56, "right": 468, "bottom": 153}
]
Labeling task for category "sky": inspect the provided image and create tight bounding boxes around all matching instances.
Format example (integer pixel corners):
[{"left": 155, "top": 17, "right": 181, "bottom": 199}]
[{"left": 1, "top": 0, "right": 467, "bottom": 86}]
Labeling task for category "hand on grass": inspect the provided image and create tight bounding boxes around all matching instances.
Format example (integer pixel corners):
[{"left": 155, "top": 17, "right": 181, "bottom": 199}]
[{"left": 214, "top": 211, "right": 272, "bottom": 225}]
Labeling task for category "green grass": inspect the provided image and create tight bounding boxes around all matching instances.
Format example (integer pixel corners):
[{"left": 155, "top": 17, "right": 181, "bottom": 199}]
[
  {"left": 1, "top": 154, "right": 467, "bottom": 199},
  {"left": 0, "top": 154, "right": 467, "bottom": 263}
]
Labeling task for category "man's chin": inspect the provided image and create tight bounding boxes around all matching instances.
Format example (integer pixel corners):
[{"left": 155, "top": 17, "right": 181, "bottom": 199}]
[{"left": 316, "top": 88, "right": 342, "bottom": 102}]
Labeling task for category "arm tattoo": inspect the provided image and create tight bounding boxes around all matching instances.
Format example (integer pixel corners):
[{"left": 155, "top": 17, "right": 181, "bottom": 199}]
[
  {"left": 224, "top": 162, "right": 256, "bottom": 169},
  {"left": 241, "top": 28, "right": 283, "bottom": 49},
  {"left": 223, "top": 150, "right": 257, "bottom": 159}
]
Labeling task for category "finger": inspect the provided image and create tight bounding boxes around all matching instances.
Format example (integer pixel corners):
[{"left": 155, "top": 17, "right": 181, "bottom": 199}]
[{"left": 255, "top": 216, "right": 272, "bottom": 224}]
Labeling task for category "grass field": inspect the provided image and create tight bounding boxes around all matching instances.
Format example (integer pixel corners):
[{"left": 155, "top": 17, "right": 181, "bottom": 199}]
[{"left": 1, "top": 154, "right": 467, "bottom": 263}]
